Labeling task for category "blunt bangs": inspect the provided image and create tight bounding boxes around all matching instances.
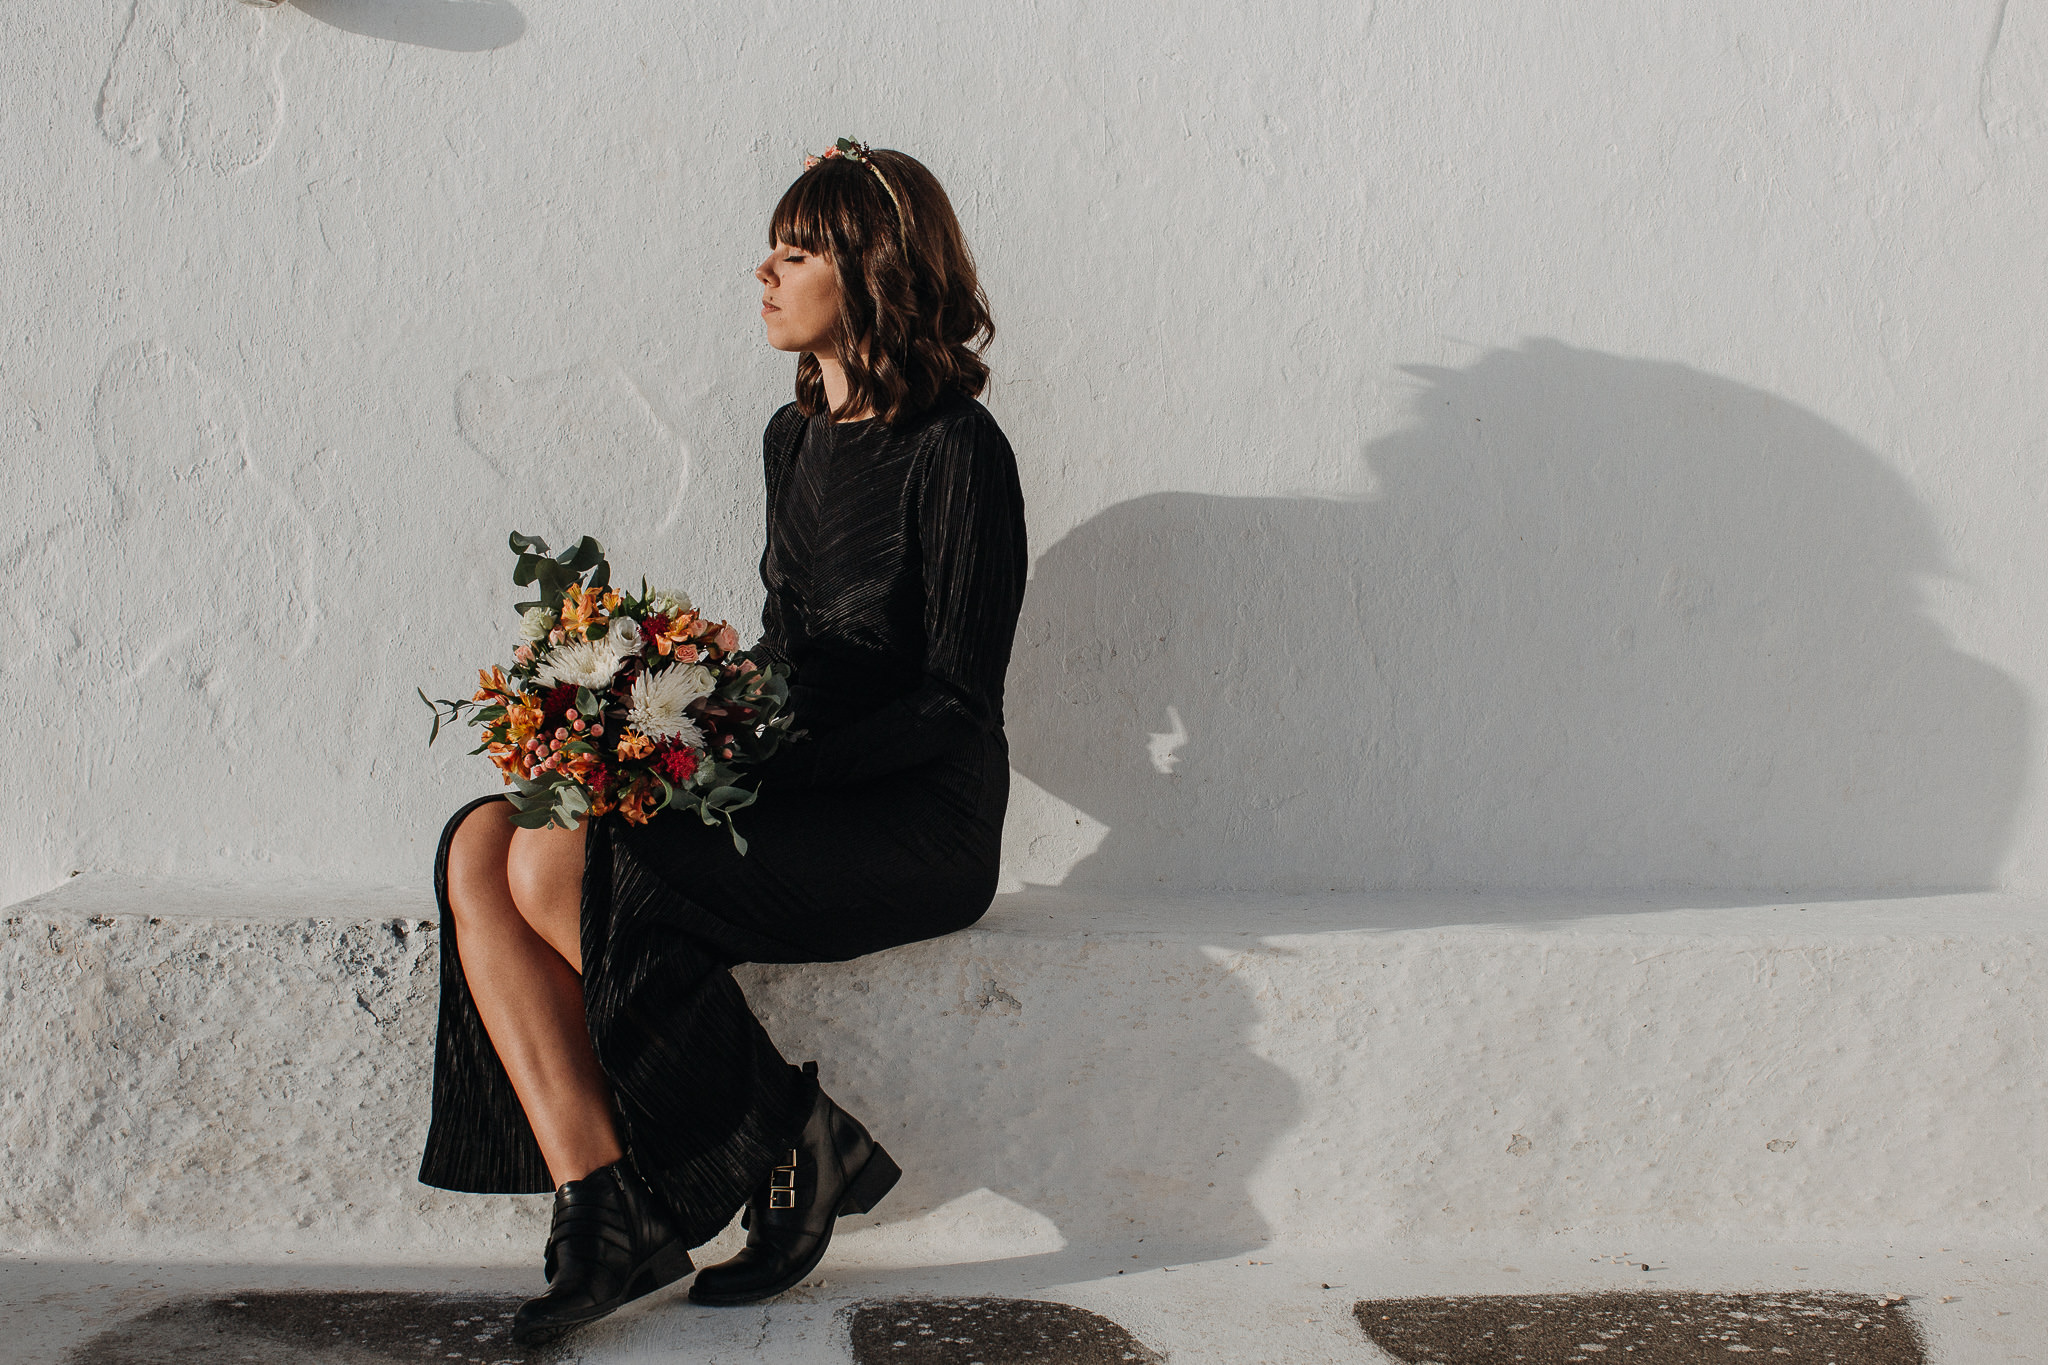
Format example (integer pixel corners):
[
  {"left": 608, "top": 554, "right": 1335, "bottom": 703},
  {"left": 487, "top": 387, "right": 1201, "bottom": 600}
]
[{"left": 769, "top": 160, "right": 876, "bottom": 257}]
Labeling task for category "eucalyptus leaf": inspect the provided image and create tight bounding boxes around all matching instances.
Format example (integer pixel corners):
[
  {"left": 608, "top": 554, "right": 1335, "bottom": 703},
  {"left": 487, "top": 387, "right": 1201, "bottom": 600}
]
[{"left": 707, "top": 784, "right": 758, "bottom": 811}]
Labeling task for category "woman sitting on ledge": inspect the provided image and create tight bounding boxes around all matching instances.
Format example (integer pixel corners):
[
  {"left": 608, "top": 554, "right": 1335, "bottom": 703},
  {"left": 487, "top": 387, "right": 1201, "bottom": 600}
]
[{"left": 420, "top": 142, "right": 1027, "bottom": 1346}]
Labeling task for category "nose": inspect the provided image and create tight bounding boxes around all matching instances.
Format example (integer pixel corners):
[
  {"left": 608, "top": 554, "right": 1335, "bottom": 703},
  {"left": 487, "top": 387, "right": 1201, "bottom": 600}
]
[{"left": 754, "top": 253, "right": 776, "bottom": 286}]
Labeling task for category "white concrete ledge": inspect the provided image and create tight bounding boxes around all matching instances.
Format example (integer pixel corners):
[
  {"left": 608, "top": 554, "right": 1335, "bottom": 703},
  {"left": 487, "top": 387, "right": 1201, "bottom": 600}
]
[{"left": 3, "top": 876, "right": 2044, "bottom": 1261}]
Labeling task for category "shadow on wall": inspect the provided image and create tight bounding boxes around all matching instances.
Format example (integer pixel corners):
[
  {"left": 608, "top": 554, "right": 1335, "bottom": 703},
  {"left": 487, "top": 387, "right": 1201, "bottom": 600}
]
[
  {"left": 748, "top": 932, "right": 1297, "bottom": 1267},
  {"left": 1010, "top": 341, "right": 2028, "bottom": 901},
  {"left": 292, "top": 0, "right": 525, "bottom": 52}
]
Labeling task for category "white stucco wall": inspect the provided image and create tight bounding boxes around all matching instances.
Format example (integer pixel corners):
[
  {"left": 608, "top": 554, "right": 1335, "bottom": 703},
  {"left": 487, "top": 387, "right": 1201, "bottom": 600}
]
[
  {"left": 4, "top": 1, "right": 2045, "bottom": 904},
  {"left": 11, "top": 879, "right": 2045, "bottom": 1258}
]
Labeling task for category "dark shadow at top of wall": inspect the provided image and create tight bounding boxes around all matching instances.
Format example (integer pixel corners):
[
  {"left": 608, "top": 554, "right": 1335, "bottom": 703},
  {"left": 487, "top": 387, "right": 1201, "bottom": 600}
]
[
  {"left": 292, "top": 0, "right": 525, "bottom": 52},
  {"left": 1008, "top": 341, "right": 2028, "bottom": 904}
]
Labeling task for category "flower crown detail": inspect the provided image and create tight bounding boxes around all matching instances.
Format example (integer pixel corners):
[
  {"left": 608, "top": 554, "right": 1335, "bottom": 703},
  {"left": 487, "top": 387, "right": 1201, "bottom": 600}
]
[{"left": 803, "top": 137, "right": 907, "bottom": 240}]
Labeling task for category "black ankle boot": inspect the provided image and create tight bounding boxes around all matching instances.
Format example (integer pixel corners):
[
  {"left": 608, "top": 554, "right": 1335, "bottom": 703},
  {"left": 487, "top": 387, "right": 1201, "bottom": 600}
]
[
  {"left": 510, "top": 1159, "right": 694, "bottom": 1345},
  {"left": 688, "top": 1064, "right": 901, "bottom": 1306}
]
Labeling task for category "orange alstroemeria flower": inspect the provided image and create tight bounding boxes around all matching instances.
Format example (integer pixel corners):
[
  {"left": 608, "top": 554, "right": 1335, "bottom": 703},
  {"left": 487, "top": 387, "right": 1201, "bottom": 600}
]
[
  {"left": 558, "top": 583, "right": 623, "bottom": 636},
  {"left": 619, "top": 784, "right": 655, "bottom": 825},
  {"left": 474, "top": 665, "right": 511, "bottom": 701},
  {"left": 615, "top": 730, "right": 655, "bottom": 761},
  {"left": 505, "top": 701, "right": 546, "bottom": 747},
  {"left": 649, "top": 611, "right": 700, "bottom": 658}
]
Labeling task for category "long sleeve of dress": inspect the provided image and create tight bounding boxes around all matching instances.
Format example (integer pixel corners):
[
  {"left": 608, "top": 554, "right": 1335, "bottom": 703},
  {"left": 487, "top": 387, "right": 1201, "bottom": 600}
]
[
  {"left": 754, "top": 402, "right": 808, "bottom": 671},
  {"left": 763, "top": 408, "right": 1026, "bottom": 789}
]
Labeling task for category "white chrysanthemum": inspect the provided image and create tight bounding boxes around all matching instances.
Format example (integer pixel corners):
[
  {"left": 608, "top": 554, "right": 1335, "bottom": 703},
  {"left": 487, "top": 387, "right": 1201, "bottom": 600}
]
[
  {"left": 535, "top": 636, "right": 627, "bottom": 691},
  {"left": 518, "top": 606, "right": 557, "bottom": 642},
  {"left": 628, "top": 663, "right": 715, "bottom": 748},
  {"left": 608, "top": 615, "right": 645, "bottom": 651},
  {"left": 648, "top": 587, "right": 694, "bottom": 618}
]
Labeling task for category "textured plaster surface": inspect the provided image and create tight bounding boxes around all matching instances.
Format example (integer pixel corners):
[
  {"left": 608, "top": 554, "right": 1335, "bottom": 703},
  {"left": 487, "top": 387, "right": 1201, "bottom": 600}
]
[
  {"left": 5, "top": 879, "right": 2043, "bottom": 1263},
  {"left": 5, "top": 2, "right": 2048, "bottom": 905},
  {"left": 0, "top": 879, "right": 541, "bottom": 1262}
]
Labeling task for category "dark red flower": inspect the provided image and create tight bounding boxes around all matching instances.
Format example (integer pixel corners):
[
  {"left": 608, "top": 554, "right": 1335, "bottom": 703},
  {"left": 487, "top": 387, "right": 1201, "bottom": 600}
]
[
  {"left": 656, "top": 746, "right": 699, "bottom": 785},
  {"left": 541, "top": 683, "right": 578, "bottom": 718}
]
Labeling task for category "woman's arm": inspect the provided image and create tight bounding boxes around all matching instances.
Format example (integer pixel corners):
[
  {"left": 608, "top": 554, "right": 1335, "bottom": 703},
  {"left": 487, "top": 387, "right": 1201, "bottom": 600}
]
[{"left": 753, "top": 402, "right": 809, "bottom": 661}]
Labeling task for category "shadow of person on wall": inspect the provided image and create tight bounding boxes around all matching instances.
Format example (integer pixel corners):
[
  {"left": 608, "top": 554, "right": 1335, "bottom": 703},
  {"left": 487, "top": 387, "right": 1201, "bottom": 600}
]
[
  {"left": 744, "top": 926, "right": 1300, "bottom": 1268},
  {"left": 752, "top": 342, "right": 2026, "bottom": 1273},
  {"left": 1009, "top": 340, "right": 2028, "bottom": 908}
]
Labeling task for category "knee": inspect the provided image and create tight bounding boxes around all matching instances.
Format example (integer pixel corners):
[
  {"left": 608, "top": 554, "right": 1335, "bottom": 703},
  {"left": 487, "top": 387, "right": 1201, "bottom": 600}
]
[
  {"left": 444, "top": 801, "right": 515, "bottom": 930},
  {"left": 504, "top": 823, "right": 587, "bottom": 928}
]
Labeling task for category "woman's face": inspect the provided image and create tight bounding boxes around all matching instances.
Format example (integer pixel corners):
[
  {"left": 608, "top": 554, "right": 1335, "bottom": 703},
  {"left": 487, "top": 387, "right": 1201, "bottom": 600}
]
[{"left": 756, "top": 240, "right": 841, "bottom": 356}]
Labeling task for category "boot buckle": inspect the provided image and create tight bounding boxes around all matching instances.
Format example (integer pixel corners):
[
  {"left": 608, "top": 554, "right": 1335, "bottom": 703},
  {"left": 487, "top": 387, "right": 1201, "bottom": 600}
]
[{"left": 767, "top": 1149, "right": 799, "bottom": 1210}]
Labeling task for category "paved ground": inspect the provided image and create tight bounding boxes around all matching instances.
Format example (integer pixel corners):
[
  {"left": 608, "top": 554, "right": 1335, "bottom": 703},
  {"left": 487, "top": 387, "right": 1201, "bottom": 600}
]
[
  {"left": 5, "top": 1239, "right": 2040, "bottom": 1364},
  {"left": 1356, "top": 1291, "right": 1922, "bottom": 1363}
]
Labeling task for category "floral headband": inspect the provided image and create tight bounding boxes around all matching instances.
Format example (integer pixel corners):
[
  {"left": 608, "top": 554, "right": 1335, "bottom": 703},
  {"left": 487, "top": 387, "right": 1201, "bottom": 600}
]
[{"left": 804, "top": 137, "right": 908, "bottom": 240}]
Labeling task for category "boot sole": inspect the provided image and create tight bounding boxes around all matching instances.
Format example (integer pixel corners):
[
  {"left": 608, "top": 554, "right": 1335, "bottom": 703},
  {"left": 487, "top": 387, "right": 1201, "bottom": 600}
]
[
  {"left": 688, "top": 1144, "right": 902, "bottom": 1307},
  {"left": 512, "top": 1239, "right": 695, "bottom": 1345}
]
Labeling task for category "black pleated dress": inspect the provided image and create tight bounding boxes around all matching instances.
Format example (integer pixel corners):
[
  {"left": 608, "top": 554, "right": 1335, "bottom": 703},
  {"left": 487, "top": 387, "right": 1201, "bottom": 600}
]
[{"left": 418, "top": 393, "right": 1028, "bottom": 1247}]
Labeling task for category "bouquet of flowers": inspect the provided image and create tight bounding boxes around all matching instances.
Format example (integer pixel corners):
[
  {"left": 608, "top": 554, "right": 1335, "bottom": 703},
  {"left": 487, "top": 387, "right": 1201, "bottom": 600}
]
[{"left": 421, "top": 533, "right": 799, "bottom": 850}]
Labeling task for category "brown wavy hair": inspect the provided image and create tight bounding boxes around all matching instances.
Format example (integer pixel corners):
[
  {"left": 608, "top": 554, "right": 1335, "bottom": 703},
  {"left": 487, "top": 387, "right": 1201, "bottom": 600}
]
[{"left": 770, "top": 148, "right": 994, "bottom": 425}]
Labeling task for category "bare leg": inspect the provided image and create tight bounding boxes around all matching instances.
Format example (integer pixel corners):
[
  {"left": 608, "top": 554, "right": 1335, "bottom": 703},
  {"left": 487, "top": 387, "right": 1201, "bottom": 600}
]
[
  {"left": 505, "top": 821, "right": 592, "bottom": 972},
  {"left": 445, "top": 803, "right": 622, "bottom": 1186}
]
